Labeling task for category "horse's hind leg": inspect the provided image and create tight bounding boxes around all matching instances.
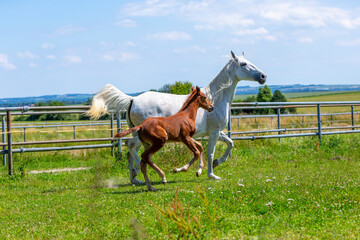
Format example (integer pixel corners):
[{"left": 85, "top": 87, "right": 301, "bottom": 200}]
[
  {"left": 173, "top": 137, "right": 201, "bottom": 175},
  {"left": 127, "top": 137, "right": 143, "bottom": 184}
]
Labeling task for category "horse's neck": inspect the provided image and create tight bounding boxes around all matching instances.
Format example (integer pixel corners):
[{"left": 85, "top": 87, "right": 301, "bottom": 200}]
[{"left": 205, "top": 65, "right": 237, "bottom": 107}]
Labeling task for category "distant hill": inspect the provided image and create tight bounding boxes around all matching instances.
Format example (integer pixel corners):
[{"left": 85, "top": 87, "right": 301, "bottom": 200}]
[{"left": 1, "top": 84, "right": 360, "bottom": 107}]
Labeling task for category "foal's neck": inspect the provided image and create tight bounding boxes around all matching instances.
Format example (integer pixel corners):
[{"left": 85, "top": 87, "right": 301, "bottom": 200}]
[{"left": 180, "top": 98, "right": 200, "bottom": 121}]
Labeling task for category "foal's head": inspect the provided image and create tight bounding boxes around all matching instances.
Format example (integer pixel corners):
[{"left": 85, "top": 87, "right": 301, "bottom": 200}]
[{"left": 192, "top": 86, "right": 214, "bottom": 112}]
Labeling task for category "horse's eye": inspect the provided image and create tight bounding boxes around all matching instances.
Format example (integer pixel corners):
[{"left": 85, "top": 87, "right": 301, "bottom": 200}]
[{"left": 240, "top": 62, "right": 247, "bottom": 67}]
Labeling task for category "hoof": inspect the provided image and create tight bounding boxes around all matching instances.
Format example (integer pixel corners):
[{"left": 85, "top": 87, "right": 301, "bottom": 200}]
[
  {"left": 208, "top": 174, "right": 222, "bottom": 180},
  {"left": 213, "top": 159, "right": 219, "bottom": 168},
  {"left": 172, "top": 168, "right": 179, "bottom": 173},
  {"left": 162, "top": 178, "right": 167, "bottom": 185},
  {"left": 196, "top": 171, "right": 201, "bottom": 177},
  {"left": 148, "top": 187, "right": 158, "bottom": 192},
  {"left": 131, "top": 178, "right": 144, "bottom": 185}
]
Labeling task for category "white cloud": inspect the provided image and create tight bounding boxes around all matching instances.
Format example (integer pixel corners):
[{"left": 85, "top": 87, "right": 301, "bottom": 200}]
[
  {"left": 50, "top": 24, "right": 84, "bottom": 36},
  {"left": 236, "top": 27, "right": 269, "bottom": 36},
  {"left": 42, "top": 43, "right": 55, "bottom": 49},
  {"left": 115, "top": 19, "right": 137, "bottom": 27},
  {"left": 29, "top": 62, "right": 37, "bottom": 68},
  {"left": 299, "top": 37, "right": 313, "bottom": 43},
  {"left": 126, "top": 41, "right": 136, "bottom": 47},
  {"left": 100, "top": 54, "right": 115, "bottom": 62},
  {"left": 46, "top": 55, "right": 56, "bottom": 59},
  {"left": 120, "top": 0, "right": 360, "bottom": 31},
  {"left": 17, "top": 51, "right": 38, "bottom": 59},
  {"left": 173, "top": 46, "right": 206, "bottom": 54},
  {"left": 119, "top": 52, "right": 138, "bottom": 62},
  {"left": 99, "top": 52, "right": 137, "bottom": 62},
  {"left": 65, "top": 55, "right": 82, "bottom": 63},
  {"left": 147, "top": 31, "right": 191, "bottom": 40},
  {"left": 337, "top": 39, "right": 360, "bottom": 46},
  {"left": 0, "top": 54, "right": 16, "bottom": 70}
]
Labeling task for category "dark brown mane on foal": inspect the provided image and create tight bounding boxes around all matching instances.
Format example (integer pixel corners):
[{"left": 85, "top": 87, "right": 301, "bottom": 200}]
[{"left": 113, "top": 86, "right": 214, "bottom": 191}]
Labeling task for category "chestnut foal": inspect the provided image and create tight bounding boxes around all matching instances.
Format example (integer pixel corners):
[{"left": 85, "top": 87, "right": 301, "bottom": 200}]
[{"left": 113, "top": 86, "right": 214, "bottom": 191}]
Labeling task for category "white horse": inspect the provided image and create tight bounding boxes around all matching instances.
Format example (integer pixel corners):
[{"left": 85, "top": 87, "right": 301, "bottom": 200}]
[{"left": 87, "top": 51, "right": 266, "bottom": 183}]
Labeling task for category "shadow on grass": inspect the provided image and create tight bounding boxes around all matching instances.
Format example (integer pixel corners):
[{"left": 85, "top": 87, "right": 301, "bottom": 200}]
[{"left": 105, "top": 178, "right": 206, "bottom": 194}]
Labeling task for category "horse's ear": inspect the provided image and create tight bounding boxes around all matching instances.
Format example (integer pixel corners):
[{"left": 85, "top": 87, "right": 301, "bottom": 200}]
[
  {"left": 231, "top": 51, "right": 236, "bottom": 59},
  {"left": 191, "top": 86, "right": 195, "bottom": 92},
  {"left": 196, "top": 86, "right": 200, "bottom": 92}
]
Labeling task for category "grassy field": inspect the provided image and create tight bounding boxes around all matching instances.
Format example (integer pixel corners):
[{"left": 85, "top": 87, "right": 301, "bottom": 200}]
[
  {"left": 1, "top": 133, "right": 360, "bottom": 239},
  {"left": 234, "top": 91, "right": 360, "bottom": 114},
  {"left": 287, "top": 91, "right": 360, "bottom": 114},
  {"left": 234, "top": 90, "right": 358, "bottom": 101}
]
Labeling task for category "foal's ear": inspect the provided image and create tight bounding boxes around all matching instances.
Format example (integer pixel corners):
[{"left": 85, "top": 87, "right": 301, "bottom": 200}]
[
  {"left": 196, "top": 86, "right": 200, "bottom": 92},
  {"left": 191, "top": 86, "right": 195, "bottom": 92},
  {"left": 231, "top": 51, "right": 236, "bottom": 59}
]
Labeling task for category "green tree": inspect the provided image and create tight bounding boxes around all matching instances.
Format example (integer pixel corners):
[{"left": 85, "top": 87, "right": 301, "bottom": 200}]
[
  {"left": 169, "top": 81, "right": 193, "bottom": 95},
  {"left": 270, "top": 90, "right": 296, "bottom": 113},
  {"left": 256, "top": 85, "right": 273, "bottom": 114},
  {"left": 256, "top": 85, "right": 272, "bottom": 102},
  {"left": 158, "top": 83, "right": 171, "bottom": 93}
]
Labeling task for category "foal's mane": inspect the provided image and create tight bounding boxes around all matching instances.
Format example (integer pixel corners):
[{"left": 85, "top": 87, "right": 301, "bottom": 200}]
[{"left": 178, "top": 89, "right": 198, "bottom": 112}]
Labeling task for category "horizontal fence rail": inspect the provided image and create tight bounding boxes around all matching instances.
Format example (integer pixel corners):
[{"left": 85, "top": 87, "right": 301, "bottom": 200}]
[{"left": 1, "top": 101, "right": 360, "bottom": 175}]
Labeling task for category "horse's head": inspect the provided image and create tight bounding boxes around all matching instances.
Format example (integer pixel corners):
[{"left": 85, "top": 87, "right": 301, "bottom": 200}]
[
  {"left": 229, "top": 51, "right": 267, "bottom": 85},
  {"left": 192, "top": 86, "right": 214, "bottom": 112}
]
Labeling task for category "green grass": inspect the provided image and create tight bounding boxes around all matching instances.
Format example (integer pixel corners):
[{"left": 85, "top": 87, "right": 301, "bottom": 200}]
[
  {"left": 1, "top": 134, "right": 360, "bottom": 239},
  {"left": 234, "top": 90, "right": 360, "bottom": 101},
  {"left": 288, "top": 91, "right": 360, "bottom": 114}
]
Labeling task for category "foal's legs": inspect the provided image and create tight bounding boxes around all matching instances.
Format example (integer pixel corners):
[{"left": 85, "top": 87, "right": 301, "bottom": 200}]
[
  {"left": 141, "top": 142, "right": 166, "bottom": 191},
  {"left": 172, "top": 137, "right": 202, "bottom": 176}
]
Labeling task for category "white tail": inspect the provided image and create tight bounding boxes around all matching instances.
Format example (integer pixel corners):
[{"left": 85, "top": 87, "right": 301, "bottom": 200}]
[{"left": 86, "top": 84, "right": 134, "bottom": 119}]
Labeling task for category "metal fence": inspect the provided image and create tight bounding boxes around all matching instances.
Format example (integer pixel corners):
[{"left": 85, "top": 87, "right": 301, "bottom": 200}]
[{"left": 1, "top": 101, "right": 360, "bottom": 176}]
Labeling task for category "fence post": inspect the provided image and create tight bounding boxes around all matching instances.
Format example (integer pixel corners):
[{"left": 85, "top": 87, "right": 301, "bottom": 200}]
[
  {"left": 6, "top": 111, "right": 13, "bottom": 176},
  {"left": 351, "top": 106, "right": 354, "bottom": 131},
  {"left": 317, "top": 104, "right": 322, "bottom": 142},
  {"left": 277, "top": 108, "right": 281, "bottom": 142},
  {"left": 110, "top": 112, "right": 114, "bottom": 157},
  {"left": 73, "top": 126, "right": 76, "bottom": 139},
  {"left": 2, "top": 116, "right": 6, "bottom": 166},
  {"left": 23, "top": 128, "right": 26, "bottom": 142},
  {"left": 227, "top": 105, "right": 231, "bottom": 139},
  {"left": 116, "top": 112, "right": 122, "bottom": 159}
]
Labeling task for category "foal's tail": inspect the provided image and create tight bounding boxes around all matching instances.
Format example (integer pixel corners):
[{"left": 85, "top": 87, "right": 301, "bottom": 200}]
[
  {"left": 113, "top": 126, "right": 140, "bottom": 139},
  {"left": 86, "top": 84, "right": 134, "bottom": 119}
]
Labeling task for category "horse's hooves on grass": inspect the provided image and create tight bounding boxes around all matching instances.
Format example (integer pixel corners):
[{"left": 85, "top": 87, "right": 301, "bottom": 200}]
[
  {"left": 131, "top": 178, "right": 145, "bottom": 185},
  {"left": 172, "top": 169, "right": 178, "bottom": 173},
  {"left": 213, "top": 159, "right": 219, "bottom": 168},
  {"left": 148, "top": 187, "right": 159, "bottom": 192},
  {"left": 196, "top": 172, "right": 201, "bottom": 177},
  {"left": 162, "top": 179, "right": 167, "bottom": 185}
]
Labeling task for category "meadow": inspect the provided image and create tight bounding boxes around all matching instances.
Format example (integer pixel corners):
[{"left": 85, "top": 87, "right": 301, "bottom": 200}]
[
  {"left": 1, "top": 134, "right": 360, "bottom": 239},
  {"left": 1, "top": 91, "right": 360, "bottom": 239}
]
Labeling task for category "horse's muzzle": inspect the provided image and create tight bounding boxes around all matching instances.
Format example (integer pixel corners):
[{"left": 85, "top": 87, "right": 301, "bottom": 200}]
[
  {"left": 258, "top": 73, "right": 267, "bottom": 85},
  {"left": 208, "top": 106, "right": 214, "bottom": 112}
]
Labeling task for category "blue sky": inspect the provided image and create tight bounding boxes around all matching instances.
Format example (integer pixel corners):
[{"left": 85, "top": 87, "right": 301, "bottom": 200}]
[{"left": 1, "top": 0, "right": 360, "bottom": 98}]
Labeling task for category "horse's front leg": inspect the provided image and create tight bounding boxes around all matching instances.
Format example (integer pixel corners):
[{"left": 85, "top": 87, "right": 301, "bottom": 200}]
[
  {"left": 213, "top": 131, "right": 233, "bottom": 168},
  {"left": 207, "top": 130, "right": 221, "bottom": 180},
  {"left": 127, "top": 137, "right": 144, "bottom": 185}
]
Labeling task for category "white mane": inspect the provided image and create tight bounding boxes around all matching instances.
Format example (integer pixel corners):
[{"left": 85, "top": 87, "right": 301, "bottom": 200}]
[{"left": 202, "top": 60, "right": 234, "bottom": 103}]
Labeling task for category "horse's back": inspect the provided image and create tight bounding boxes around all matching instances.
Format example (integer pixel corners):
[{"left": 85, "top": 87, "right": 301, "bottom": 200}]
[{"left": 130, "top": 92, "right": 187, "bottom": 125}]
